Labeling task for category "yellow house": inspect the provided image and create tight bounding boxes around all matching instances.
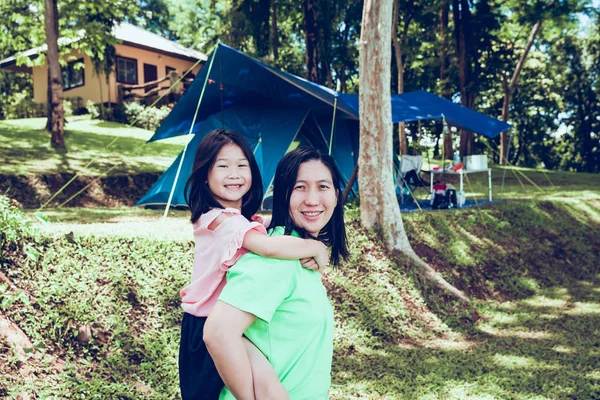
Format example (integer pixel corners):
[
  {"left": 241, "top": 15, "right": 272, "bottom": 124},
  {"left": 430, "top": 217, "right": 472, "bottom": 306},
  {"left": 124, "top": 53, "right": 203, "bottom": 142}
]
[{"left": 0, "top": 23, "right": 207, "bottom": 107}]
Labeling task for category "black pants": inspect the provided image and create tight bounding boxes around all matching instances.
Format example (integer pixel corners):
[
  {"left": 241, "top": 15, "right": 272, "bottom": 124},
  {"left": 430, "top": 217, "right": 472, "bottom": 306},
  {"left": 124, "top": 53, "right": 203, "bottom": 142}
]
[{"left": 179, "top": 313, "right": 224, "bottom": 400}]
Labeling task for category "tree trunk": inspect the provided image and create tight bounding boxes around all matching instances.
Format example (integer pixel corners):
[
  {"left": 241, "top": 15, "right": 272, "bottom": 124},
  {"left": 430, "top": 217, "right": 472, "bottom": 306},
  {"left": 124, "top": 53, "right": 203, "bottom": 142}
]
[
  {"left": 392, "top": 0, "right": 407, "bottom": 156},
  {"left": 453, "top": 0, "right": 476, "bottom": 156},
  {"left": 338, "top": 63, "right": 347, "bottom": 92},
  {"left": 303, "top": 0, "right": 319, "bottom": 83},
  {"left": 500, "top": 20, "right": 542, "bottom": 164},
  {"left": 359, "top": 0, "right": 469, "bottom": 304},
  {"left": 97, "top": 75, "right": 105, "bottom": 119},
  {"left": 44, "top": 0, "right": 65, "bottom": 148},
  {"left": 440, "top": 0, "right": 453, "bottom": 159},
  {"left": 270, "top": 0, "right": 279, "bottom": 60}
]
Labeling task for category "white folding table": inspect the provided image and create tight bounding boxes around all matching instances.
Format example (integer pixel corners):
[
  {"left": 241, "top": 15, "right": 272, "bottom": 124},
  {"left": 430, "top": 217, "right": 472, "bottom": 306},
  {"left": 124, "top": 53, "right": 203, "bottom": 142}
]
[{"left": 429, "top": 168, "right": 492, "bottom": 207}]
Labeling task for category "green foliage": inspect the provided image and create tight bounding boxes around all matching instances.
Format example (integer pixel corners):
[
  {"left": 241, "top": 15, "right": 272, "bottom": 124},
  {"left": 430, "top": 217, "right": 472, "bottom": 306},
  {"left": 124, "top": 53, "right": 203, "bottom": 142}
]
[
  {"left": 0, "top": 195, "right": 36, "bottom": 243},
  {"left": 62, "top": 99, "right": 73, "bottom": 118},
  {"left": 123, "top": 102, "right": 171, "bottom": 131},
  {"left": 0, "top": 72, "right": 41, "bottom": 120},
  {"left": 1, "top": 196, "right": 599, "bottom": 398},
  {"left": 86, "top": 100, "right": 100, "bottom": 119}
]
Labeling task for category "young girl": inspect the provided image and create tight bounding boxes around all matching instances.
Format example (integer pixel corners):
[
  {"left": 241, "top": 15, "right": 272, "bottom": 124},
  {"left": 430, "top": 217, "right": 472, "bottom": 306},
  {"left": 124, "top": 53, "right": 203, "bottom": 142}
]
[{"left": 178, "top": 129, "right": 329, "bottom": 400}]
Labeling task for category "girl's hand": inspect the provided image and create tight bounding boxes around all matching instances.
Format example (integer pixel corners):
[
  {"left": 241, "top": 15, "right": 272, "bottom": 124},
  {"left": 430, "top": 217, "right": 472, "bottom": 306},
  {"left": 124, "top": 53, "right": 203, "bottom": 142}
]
[
  {"left": 313, "top": 242, "right": 330, "bottom": 271},
  {"left": 300, "top": 257, "right": 319, "bottom": 271}
]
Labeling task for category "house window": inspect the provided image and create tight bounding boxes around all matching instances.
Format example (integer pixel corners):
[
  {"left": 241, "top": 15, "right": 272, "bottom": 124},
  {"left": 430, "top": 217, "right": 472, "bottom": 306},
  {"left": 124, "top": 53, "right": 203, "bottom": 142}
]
[
  {"left": 116, "top": 56, "right": 138, "bottom": 84},
  {"left": 62, "top": 59, "right": 85, "bottom": 90}
]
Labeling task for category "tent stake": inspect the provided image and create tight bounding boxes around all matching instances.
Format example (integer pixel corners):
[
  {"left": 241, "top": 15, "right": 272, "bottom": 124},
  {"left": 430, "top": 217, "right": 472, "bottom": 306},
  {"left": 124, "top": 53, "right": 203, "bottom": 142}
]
[
  {"left": 162, "top": 46, "right": 219, "bottom": 223},
  {"left": 329, "top": 97, "right": 338, "bottom": 155}
]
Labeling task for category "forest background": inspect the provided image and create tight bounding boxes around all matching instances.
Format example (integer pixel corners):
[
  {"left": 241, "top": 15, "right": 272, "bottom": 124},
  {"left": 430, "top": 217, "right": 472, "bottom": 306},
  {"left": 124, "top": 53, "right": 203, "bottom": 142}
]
[{"left": 0, "top": 0, "right": 599, "bottom": 173}]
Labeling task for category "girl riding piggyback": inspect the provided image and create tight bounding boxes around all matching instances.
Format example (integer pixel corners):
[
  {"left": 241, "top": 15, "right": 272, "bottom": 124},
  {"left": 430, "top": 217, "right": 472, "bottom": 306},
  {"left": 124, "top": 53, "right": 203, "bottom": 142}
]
[{"left": 178, "top": 129, "right": 329, "bottom": 400}]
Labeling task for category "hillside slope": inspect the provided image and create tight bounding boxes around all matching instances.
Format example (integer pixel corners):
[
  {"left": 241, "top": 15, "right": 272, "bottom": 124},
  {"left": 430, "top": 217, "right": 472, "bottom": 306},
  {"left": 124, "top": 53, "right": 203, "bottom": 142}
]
[{"left": 1, "top": 196, "right": 599, "bottom": 399}]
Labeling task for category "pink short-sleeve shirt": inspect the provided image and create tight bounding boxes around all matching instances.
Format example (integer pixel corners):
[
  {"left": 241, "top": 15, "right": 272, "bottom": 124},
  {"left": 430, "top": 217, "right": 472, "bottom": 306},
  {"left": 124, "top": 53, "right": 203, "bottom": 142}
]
[{"left": 180, "top": 208, "right": 267, "bottom": 317}]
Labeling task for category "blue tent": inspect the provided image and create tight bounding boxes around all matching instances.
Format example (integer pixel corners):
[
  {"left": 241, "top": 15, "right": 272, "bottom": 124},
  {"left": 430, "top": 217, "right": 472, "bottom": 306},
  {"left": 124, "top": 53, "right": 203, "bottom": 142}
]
[
  {"left": 137, "top": 43, "right": 510, "bottom": 208},
  {"left": 137, "top": 105, "right": 330, "bottom": 206}
]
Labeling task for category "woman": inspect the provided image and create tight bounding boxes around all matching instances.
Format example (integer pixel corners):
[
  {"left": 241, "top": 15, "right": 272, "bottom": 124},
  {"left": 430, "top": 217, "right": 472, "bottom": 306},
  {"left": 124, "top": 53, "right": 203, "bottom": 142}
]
[{"left": 204, "top": 147, "right": 349, "bottom": 399}]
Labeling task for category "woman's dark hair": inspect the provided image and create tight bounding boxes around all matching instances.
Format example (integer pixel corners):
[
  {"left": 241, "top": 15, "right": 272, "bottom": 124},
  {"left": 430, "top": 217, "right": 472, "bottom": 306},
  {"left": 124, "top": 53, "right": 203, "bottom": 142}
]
[
  {"left": 184, "top": 129, "right": 263, "bottom": 222},
  {"left": 269, "top": 147, "right": 348, "bottom": 266}
]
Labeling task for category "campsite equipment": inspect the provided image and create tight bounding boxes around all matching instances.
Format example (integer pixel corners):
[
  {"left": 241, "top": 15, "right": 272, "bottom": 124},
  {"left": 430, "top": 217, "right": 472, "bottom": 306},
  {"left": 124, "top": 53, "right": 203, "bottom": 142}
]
[
  {"left": 463, "top": 155, "right": 488, "bottom": 170},
  {"left": 136, "top": 44, "right": 512, "bottom": 210}
]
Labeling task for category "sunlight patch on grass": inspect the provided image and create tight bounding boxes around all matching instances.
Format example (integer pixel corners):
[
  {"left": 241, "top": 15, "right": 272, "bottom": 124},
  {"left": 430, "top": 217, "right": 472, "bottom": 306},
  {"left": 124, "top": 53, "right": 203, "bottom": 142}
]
[
  {"left": 422, "top": 380, "right": 505, "bottom": 400},
  {"left": 421, "top": 338, "right": 476, "bottom": 351},
  {"left": 493, "top": 354, "right": 560, "bottom": 371},
  {"left": 488, "top": 311, "right": 520, "bottom": 324},
  {"left": 479, "top": 323, "right": 555, "bottom": 340},
  {"left": 563, "top": 302, "right": 600, "bottom": 315},
  {"left": 552, "top": 345, "right": 575, "bottom": 354},
  {"left": 523, "top": 295, "right": 569, "bottom": 309},
  {"left": 586, "top": 370, "right": 600, "bottom": 380},
  {"left": 35, "top": 220, "right": 192, "bottom": 242},
  {"left": 538, "top": 313, "right": 560, "bottom": 320},
  {"left": 450, "top": 241, "right": 474, "bottom": 266}
]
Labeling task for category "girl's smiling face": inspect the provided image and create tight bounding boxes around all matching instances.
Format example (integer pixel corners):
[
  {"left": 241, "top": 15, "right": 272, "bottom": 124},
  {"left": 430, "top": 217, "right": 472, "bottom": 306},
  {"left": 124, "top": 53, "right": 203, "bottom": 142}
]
[
  {"left": 207, "top": 143, "right": 252, "bottom": 209},
  {"left": 289, "top": 160, "right": 338, "bottom": 236}
]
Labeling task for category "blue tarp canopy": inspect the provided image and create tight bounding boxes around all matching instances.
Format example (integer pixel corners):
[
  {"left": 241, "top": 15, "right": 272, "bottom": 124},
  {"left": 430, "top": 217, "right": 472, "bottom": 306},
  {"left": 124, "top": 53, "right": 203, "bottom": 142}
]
[
  {"left": 338, "top": 91, "right": 511, "bottom": 138},
  {"left": 138, "top": 43, "right": 509, "bottom": 208}
]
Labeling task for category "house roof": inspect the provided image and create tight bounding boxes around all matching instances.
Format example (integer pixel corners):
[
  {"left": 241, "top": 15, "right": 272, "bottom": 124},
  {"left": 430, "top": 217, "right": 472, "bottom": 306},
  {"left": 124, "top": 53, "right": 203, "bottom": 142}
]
[{"left": 0, "top": 22, "right": 207, "bottom": 69}]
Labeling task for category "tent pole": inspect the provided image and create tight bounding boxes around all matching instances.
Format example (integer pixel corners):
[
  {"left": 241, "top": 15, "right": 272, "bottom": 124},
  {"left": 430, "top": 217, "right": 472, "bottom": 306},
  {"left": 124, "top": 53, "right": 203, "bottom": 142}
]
[
  {"left": 499, "top": 128, "right": 513, "bottom": 201},
  {"left": 162, "top": 47, "right": 218, "bottom": 223},
  {"left": 342, "top": 164, "right": 359, "bottom": 204},
  {"left": 329, "top": 97, "right": 338, "bottom": 155}
]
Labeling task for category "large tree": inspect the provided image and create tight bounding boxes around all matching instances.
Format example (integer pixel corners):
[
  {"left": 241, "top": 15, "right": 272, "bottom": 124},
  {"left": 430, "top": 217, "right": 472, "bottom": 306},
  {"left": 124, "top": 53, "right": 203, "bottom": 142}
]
[
  {"left": 358, "top": 0, "right": 469, "bottom": 304},
  {"left": 44, "top": 0, "right": 65, "bottom": 148},
  {"left": 302, "top": 0, "right": 319, "bottom": 82}
]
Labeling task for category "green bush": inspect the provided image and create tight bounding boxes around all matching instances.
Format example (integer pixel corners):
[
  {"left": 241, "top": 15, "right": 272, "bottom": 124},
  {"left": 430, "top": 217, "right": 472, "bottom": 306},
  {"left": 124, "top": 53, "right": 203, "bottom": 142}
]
[
  {"left": 86, "top": 100, "right": 100, "bottom": 119},
  {"left": 1, "top": 91, "right": 43, "bottom": 119},
  {"left": 62, "top": 99, "right": 73, "bottom": 118},
  {"left": 0, "top": 195, "right": 36, "bottom": 245},
  {"left": 124, "top": 102, "right": 171, "bottom": 131}
]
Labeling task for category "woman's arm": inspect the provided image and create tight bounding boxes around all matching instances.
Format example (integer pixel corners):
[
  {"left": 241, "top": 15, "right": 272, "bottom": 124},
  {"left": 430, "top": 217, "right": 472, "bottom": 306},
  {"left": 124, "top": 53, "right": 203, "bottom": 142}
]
[
  {"left": 243, "top": 230, "right": 330, "bottom": 270},
  {"left": 243, "top": 338, "right": 290, "bottom": 400},
  {"left": 204, "top": 301, "right": 257, "bottom": 400}
]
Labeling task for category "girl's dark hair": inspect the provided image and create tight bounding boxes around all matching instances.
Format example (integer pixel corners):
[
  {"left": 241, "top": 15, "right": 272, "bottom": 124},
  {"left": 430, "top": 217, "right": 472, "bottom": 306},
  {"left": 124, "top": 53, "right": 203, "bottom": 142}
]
[
  {"left": 269, "top": 147, "right": 348, "bottom": 266},
  {"left": 184, "top": 129, "right": 263, "bottom": 222}
]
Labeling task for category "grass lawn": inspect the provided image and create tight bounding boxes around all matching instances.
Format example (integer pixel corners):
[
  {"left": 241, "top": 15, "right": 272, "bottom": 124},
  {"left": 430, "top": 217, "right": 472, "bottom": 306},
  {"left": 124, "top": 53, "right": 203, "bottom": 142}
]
[
  {"left": 2, "top": 116, "right": 599, "bottom": 206},
  {"left": 0, "top": 116, "right": 191, "bottom": 176},
  {"left": 2, "top": 117, "right": 600, "bottom": 398},
  {"left": 3, "top": 196, "right": 599, "bottom": 399}
]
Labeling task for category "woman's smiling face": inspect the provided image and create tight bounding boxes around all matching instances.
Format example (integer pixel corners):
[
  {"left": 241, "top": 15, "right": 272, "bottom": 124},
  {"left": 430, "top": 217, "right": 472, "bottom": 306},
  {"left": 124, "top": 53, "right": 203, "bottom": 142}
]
[{"left": 289, "top": 160, "right": 338, "bottom": 237}]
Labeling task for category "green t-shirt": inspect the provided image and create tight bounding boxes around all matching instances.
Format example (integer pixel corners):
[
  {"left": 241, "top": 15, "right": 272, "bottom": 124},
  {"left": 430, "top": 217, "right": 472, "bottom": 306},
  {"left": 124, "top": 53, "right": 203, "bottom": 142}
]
[{"left": 218, "top": 227, "right": 334, "bottom": 400}]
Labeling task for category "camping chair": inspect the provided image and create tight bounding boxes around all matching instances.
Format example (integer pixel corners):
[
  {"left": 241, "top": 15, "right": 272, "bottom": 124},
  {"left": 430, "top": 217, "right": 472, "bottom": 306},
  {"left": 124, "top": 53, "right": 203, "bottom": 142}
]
[{"left": 396, "top": 155, "right": 430, "bottom": 204}]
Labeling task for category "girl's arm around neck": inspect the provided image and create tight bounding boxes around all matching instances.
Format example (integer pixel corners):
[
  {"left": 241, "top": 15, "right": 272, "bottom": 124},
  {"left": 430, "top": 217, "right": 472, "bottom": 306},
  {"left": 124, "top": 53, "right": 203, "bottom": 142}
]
[{"left": 243, "top": 230, "right": 329, "bottom": 269}]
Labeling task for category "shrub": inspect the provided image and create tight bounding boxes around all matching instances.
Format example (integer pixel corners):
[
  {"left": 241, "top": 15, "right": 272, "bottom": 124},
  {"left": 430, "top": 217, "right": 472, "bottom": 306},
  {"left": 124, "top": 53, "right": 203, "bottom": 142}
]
[
  {"left": 0, "top": 195, "right": 36, "bottom": 245},
  {"left": 123, "top": 102, "right": 171, "bottom": 131},
  {"left": 62, "top": 99, "right": 73, "bottom": 118},
  {"left": 1, "top": 91, "right": 43, "bottom": 119},
  {"left": 86, "top": 100, "right": 100, "bottom": 119}
]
